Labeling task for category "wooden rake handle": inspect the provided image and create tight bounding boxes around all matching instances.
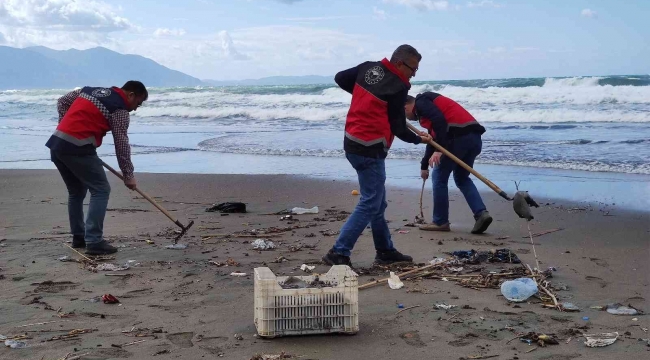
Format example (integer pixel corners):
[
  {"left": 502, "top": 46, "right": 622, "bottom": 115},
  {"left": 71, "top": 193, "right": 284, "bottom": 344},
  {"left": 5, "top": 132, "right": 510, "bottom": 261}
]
[
  {"left": 407, "top": 122, "right": 511, "bottom": 201},
  {"left": 101, "top": 161, "right": 182, "bottom": 226}
]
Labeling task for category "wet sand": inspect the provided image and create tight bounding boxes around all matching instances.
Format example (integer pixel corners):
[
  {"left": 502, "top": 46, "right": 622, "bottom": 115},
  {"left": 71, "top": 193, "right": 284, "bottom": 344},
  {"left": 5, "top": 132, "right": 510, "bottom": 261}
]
[{"left": 0, "top": 170, "right": 648, "bottom": 360}]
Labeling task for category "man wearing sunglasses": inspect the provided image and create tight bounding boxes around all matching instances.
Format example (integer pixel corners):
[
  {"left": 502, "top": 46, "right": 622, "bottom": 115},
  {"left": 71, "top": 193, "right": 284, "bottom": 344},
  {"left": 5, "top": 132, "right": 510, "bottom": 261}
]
[
  {"left": 322, "top": 45, "right": 432, "bottom": 267},
  {"left": 46, "top": 81, "right": 148, "bottom": 255}
]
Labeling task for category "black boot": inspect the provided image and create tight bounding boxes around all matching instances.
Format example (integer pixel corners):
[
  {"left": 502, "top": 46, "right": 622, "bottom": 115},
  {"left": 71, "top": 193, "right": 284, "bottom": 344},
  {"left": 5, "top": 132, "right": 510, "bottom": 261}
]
[
  {"left": 72, "top": 235, "right": 86, "bottom": 248},
  {"left": 85, "top": 240, "right": 117, "bottom": 255},
  {"left": 322, "top": 250, "right": 352, "bottom": 267},
  {"left": 375, "top": 250, "right": 413, "bottom": 265},
  {"left": 471, "top": 211, "right": 493, "bottom": 234}
]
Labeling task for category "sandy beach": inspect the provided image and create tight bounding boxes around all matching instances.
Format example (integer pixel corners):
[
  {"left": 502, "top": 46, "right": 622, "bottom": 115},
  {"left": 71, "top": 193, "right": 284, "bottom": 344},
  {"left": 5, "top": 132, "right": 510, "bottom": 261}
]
[{"left": 0, "top": 170, "right": 648, "bottom": 360}]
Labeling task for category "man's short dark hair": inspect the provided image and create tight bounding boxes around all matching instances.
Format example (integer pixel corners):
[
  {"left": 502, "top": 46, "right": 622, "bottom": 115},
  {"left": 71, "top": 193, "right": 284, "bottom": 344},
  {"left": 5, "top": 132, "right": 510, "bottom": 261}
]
[
  {"left": 121, "top": 81, "right": 148, "bottom": 101},
  {"left": 406, "top": 95, "right": 416, "bottom": 104},
  {"left": 390, "top": 45, "right": 422, "bottom": 64}
]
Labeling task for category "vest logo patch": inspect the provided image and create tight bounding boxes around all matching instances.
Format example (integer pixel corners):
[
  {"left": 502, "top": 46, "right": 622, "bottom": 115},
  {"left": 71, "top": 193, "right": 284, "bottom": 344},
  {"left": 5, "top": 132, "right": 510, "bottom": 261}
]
[
  {"left": 92, "top": 88, "right": 112, "bottom": 98},
  {"left": 364, "top": 66, "right": 385, "bottom": 85}
]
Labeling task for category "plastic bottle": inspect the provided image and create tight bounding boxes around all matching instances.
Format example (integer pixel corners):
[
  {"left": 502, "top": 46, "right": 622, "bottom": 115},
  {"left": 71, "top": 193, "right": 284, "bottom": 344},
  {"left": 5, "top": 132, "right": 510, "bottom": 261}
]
[{"left": 500, "top": 278, "right": 538, "bottom": 302}]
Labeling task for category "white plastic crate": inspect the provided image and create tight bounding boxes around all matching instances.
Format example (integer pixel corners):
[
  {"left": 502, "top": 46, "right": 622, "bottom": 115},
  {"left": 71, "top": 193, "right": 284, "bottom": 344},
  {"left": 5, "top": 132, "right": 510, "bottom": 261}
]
[{"left": 254, "top": 265, "right": 359, "bottom": 338}]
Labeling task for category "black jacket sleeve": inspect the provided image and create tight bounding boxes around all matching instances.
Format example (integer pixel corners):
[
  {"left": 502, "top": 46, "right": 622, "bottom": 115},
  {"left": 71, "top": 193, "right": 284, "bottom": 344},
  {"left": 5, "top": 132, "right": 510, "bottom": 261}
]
[
  {"left": 334, "top": 65, "right": 359, "bottom": 94},
  {"left": 421, "top": 144, "right": 435, "bottom": 170},
  {"left": 388, "top": 90, "right": 421, "bottom": 145},
  {"left": 415, "top": 96, "right": 448, "bottom": 150}
]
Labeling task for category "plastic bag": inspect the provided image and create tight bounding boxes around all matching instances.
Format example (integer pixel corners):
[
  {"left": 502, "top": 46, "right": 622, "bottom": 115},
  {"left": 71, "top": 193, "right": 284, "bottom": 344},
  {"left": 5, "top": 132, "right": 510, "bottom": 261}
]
[
  {"left": 291, "top": 206, "right": 319, "bottom": 215},
  {"left": 388, "top": 272, "right": 403, "bottom": 290},
  {"left": 500, "top": 277, "right": 538, "bottom": 302}
]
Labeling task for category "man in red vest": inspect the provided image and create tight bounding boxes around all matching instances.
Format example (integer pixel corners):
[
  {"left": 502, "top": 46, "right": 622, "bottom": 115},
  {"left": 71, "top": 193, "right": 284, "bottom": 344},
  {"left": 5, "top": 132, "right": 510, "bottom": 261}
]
[
  {"left": 322, "top": 45, "right": 432, "bottom": 267},
  {"left": 45, "top": 81, "right": 148, "bottom": 255},
  {"left": 405, "top": 92, "right": 492, "bottom": 234}
]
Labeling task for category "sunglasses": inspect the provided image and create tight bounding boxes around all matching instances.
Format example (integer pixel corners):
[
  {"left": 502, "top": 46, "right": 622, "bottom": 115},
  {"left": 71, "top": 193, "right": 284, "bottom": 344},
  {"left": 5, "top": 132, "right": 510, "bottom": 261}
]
[{"left": 402, "top": 62, "right": 418, "bottom": 74}]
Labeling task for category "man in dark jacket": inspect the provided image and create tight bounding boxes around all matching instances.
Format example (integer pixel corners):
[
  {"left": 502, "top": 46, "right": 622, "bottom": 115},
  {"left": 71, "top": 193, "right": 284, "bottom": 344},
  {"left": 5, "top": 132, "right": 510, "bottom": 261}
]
[
  {"left": 322, "top": 45, "right": 432, "bottom": 267},
  {"left": 46, "top": 81, "right": 148, "bottom": 255},
  {"left": 405, "top": 92, "right": 493, "bottom": 234}
]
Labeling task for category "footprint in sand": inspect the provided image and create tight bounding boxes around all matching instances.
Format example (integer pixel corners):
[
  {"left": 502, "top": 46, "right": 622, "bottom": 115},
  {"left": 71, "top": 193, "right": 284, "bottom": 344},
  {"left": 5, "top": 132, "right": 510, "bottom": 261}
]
[
  {"left": 585, "top": 276, "right": 608, "bottom": 288},
  {"left": 590, "top": 257, "right": 610, "bottom": 268},
  {"left": 167, "top": 332, "right": 195, "bottom": 348},
  {"left": 400, "top": 331, "right": 426, "bottom": 347}
]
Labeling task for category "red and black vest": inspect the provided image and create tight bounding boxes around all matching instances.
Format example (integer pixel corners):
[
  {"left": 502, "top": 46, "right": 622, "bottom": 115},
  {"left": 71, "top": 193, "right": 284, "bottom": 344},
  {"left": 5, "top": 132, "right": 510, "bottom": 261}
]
[
  {"left": 46, "top": 86, "right": 129, "bottom": 154},
  {"left": 344, "top": 58, "right": 410, "bottom": 158},
  {"left": 416, "top": 92, "right": 485, "bottom": 140}
]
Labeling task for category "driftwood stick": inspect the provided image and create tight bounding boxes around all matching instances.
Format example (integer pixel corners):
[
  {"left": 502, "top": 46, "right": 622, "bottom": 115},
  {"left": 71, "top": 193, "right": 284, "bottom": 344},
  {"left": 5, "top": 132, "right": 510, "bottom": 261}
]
[
  {"left": 396, "top": 305, "right": 421, "bottom": 315},
  {"left": 537, "top": 281, "right": 559, "bottom": 309},
  {"left": 359, "top": 263, "right": 441, "bottom": 290},
  {"left": 527, "top": 222, "right": 541, "bottom": 271},
  {"left": 522, "top": 228, "right": 563, "bottom": 238}
]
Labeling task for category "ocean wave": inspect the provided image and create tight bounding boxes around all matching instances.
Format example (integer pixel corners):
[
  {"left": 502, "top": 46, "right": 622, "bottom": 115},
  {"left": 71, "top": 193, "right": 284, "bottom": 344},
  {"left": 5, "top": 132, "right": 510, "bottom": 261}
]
[{"left": 134, "top": 105, "right": 348, "bottom": 121}]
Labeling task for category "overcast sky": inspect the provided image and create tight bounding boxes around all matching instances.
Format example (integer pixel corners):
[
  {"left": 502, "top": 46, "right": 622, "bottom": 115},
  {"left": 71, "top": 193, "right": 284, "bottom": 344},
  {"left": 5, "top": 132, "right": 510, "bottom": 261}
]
[{"left": 0, "top": 0, "right": 647, "bottom": 80}]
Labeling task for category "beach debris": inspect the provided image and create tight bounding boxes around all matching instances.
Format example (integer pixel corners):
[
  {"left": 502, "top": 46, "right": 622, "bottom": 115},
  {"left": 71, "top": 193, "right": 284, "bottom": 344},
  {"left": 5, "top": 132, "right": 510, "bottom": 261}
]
[
  {"left": 388, "top": 272, "right": 404, "bottom": 290},
  {"left": 94, "top": 263, "right": 130, "bottom": 271},
  {"left": 523, "top": 228, "right": 564, "bottom": 238},
  {"left": 230, "top": 272, "right": 247, "bottom": 277},
  {"left": 102, "top": 294, "right": 120, "bottom": 304},
  {"left": 448, "top": 267, "right": 464, "bottom": 273},
  {"left": 210, "top": 258, "right": 240, "bottom": 267},
  {"left": 500, "top": 278, "right": 538, "bottom": 302},
  {"left": 583, "top": 316, "right": 590, "bottom": 321},
  {"left": 435, "top": 304, "right": 457, "bottom": 310},
  {"left": 58, "top": 255, "right": 75, "bottom": 262},
  {"left": 351, "top": 190, "right": 360, "bottom": 196},
  {"left": 520, "top": 332, "right": 559, "bottom": 347},
  {"left": 280, "top": 215, "right": 293, "bottom": 221},
  {"left": 250, "top": 353, "right": 293, "bottom": 360},
  {"left": 47, "top": 329, "right": 96, "bottom": 342},
  {"left": 513, "top": 190, "right": 539, "bottom": 221},
  {"left": 451, "top": 249, "right": 520, "bottom": 264},
  {"left": 632, "top": 318, "right": 638, "bottom": 321},
  {"left": 234, "top": 334, "right": 244, "bottom": 341},
  {"left": 252, "top": 239, "right": 276, "bottom": 250},
  {"left": 560, "top": 302, "right": 581, "bottom": 312},
  {"left": 4, "top": 340, "right": 27, "bottom": 349},
  {"left": 291, "top": 206, "right": 319, "bottom": 215},
  {"left": 300, "top": 264, "right": 315, "bottom": 272},
  {"left": 584, "top": 332, "right": 619, "bottom": 347},
  {"left": 319, "top": 229, "right": 339, "bottom": 236},
  {"left": 145, "top": 239, "right": 155, "bottom": 244},
  {"left": 165, "top": 244, "right": 187, "bottom": 250},
  {"left": 206, "top": 202, "right": 247, "bottom": 213},
  {"left": 429, "top": 257, "right": 447, "bottom": 266},
  {"left": 396, "top": 305, "right": 421, "bottom": 314},
  {"left": 606, "top": 303, "right": 641, "bottom": 315},
  {"left": 397, "top": 230, "right": 410, "bottom": 234}
]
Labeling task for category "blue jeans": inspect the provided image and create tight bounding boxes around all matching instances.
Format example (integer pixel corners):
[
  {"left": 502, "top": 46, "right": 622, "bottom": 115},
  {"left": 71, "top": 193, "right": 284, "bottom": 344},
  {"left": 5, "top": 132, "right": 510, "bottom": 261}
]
[
  {"left": 51, "top": 150, "right": 111, "bottom": 244},
  {"left": 332, "top": 153, "right": 395, "bottom": 257},
  {"left": 431, "top": 133, "right": 486, "bottom": 225}
]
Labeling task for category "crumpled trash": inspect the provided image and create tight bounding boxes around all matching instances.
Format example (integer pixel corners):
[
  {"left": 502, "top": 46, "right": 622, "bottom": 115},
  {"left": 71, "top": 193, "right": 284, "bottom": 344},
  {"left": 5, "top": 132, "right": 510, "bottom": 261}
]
[
  {"left": 435, "top": 304, "right": 457, "bottom": 310},
  {"left": 58, "top": 255, "right": 74, "bottom": 262},
  {"left": 230, "top": 272, "right": 247, "bottom": 277},
  {"left": 0, "top": 335, "right": 6, "bottom": 341},
  {"left": 206, "top": 202, "right": 246, "bottom": 213},
  {"left": 4, "top": 340, "right": 27, "bottom": 349},
  {"left": 300, "top": 264, "right": 315, "bottom": 272},
  {"left": 606, "top": 303, "right": 640, "bottom": 315},
  {"left": 102, "top": 294, "right": 120, "bottom": 304},
  {"left": 252, "top": 239, "right": 276, "bottom": 250},
  {"left": 388, "top": 272, "right": 403, "bottom": 290},
  {"left": 560, "top": 302, "right": 581, "bottom": 312},
  {"left": 500, "top": 277, "right": 538, "bottom": 302},
  {"left": 448, "top": 267, "right": 464, "bottom": 273},
  {"left": 452, "top": 249, "right": 521, "bottom": 264},
  {"left": 280, "top": 215, "right": 293, "bottom": 221},
  {"left": 165, "top": 244, "right": 188, "bottom": 250},
  {"left": 291, "top": 206, "right": 319, "bottom": 215},
  {"left": 429, "top": 258, "right": 447, "bottom": 266},
  {"left": 520, "top": 332, "right": 559, "bottom": 347},
  {"left": 94, "top": 263, "right": 129, "bottom": 271},
  {"left": 584, "top": 332, "right": 619, "bottom": 347}
]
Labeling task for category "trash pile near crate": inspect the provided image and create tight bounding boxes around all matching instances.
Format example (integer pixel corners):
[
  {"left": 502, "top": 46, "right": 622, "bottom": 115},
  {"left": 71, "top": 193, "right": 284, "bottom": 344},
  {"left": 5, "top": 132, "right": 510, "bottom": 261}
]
[{"left": 254, "top": 265, "right": 359, "bottom": 338}]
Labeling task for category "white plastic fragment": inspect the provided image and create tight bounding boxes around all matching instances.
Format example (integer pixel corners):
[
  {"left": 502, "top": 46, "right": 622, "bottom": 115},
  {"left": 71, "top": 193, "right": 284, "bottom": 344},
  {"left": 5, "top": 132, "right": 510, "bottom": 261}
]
[
  {"left": 230, "top": 272, "right": 247, "bottom": 277},
  {"left": 584, "top": 332, "right": 619, "bottom": 347},
  {"left": 252, "top": 239, "right": 276, "bottom": 250},
  {"left": 500, "top": 277, "right": 538, "bottom": 302},
  {"left": 4, "top": 340, "right": 27, "bottom": 349},
  {"left": 291, "top": 206, "right": 319, "bottom": 215},
  {"left": 429, "top": 258, "right": 447, "bottom": 266},
  {"left": 300, "top": 264, "right": 315, "bottom": 272},
  {"left": 606, "top": 303, "right": 638, "bottom": 315},
  {"left": 165, "top": 244, "right": 187, "bottom": 250},
  {"left": 448, "top": 267, "right": 464, "bottom": 273},
  {"left": 387, "top": 272, "right": 404, "bottom": 290},
  {"left": 94, "top": 263, "right": 129, "bottom": 271},
  {"left": 435, "top": 304, "right": 457, "bottom": 310}
]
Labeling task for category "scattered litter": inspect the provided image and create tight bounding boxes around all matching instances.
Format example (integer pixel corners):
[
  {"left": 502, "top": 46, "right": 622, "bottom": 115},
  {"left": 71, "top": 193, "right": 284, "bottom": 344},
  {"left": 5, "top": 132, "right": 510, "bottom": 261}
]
[
  {"left": 520, "top": 332, "right": 559, "bottom": 346},
  {"left": 452, "top": 249, "right": 521, "bottom": 264},
  {"left": 206, "top": 202, "right": 247, "bottom": 213},
  {"left": 251, "top": 353, "right": 293, "bottom": 360},
  {"left": 632, "top": 318, "right": 638, "bottom": 321},
  {"left": 94, "top": 263, "right": 129, "bottom": 271},
  {"left": 4, "top": 340, "right": 27, "bottom": 349},
  {"left": 145, "top": 239, "right": 155, "bottom": 244},
  {"left": 124, "top": 260, "right": 139, "bottom": 267},
  {"left": 429, "top": 257, "right": 447, "bottom": 266},
  {"left": 606, "top": 303, "right": 640, "bottom": 315},
  {"left": 584, "top": 332, "right": 618, "bottom": 347},
  {"left": 397, "top": 304, "right": 404, "bottom": 309},
  {"left": 0, "top": 335, "right": 5, "bottom": 341},
  {"left": 435, "top": 304, "right": 457, "bottom": 310},
  {"left": 280, "top": 215, "right": 293, "bottom": 221},
  {"left": 388, "top": 272, "right": 404, "bottom": 290},
  {"left": 397, "top": 230, "right": 410, "bottom": 234},
  {"left": 448, "top": 267, "right": 464, "bottom": 273},
  {"left": 102, "top": 294, "right": 120, "bottom": 304},
  {"left": 291, "top": 206, "right": 319, "bottom": 215},
  {"left": 500, "top": 278, "right": 538, "bottom": 302},
  {"left": 57, "top": 255, "right": 74, "bottom": 262},
  {"left": 560, "top": 302, "right": 581, "bottom": 312},
  {"left": 441, "top": 277, "right": 449, "bottom": 282},
  {"left": 582, "top": 317, "right": 590, "bottom": 321},
  {"left": 252, "top": 239, "right": 276, "bottom": 250},
  {"left": 230, "top": 272, "right": 247, "bottom": 277},
  {"left": 351, "top": 190, "right": 360, "bottom": 196},
  {"left": 165, "top": 244, "right": 187, "bottom": 250},
  {"left": 88, "top": 296, "right": 101, "bottom": 303},
  {"left": 234, "top": 333, "right": 244, "bottom": 340},
  {"left": 590, "top": 305, "right": 605, "bottom": 310},
  {"left": 300, "top": 264, "right": 315, "bottom": 272}
]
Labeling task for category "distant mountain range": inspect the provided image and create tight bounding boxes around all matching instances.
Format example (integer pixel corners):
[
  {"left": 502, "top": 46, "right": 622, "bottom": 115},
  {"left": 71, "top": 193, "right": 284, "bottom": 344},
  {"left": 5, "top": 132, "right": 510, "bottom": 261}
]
[{"left": 0, "top": 46, "right": 333, "bottom": 90}]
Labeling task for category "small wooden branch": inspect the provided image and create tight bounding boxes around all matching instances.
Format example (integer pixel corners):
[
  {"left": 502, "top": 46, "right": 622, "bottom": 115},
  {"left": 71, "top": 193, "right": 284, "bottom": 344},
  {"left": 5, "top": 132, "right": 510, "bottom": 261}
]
[
  {"left": 396, "top": 305, "right": 421, "bottom": 315},
  {"left": 64, "top": 244, "right": 96, "bottom": 264}
]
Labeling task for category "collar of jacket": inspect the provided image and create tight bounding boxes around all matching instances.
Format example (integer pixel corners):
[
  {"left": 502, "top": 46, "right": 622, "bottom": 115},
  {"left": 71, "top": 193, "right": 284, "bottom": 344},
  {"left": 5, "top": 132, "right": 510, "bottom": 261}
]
[{"left": 381, "top": 58, "right": 410, "bottom": 87}]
